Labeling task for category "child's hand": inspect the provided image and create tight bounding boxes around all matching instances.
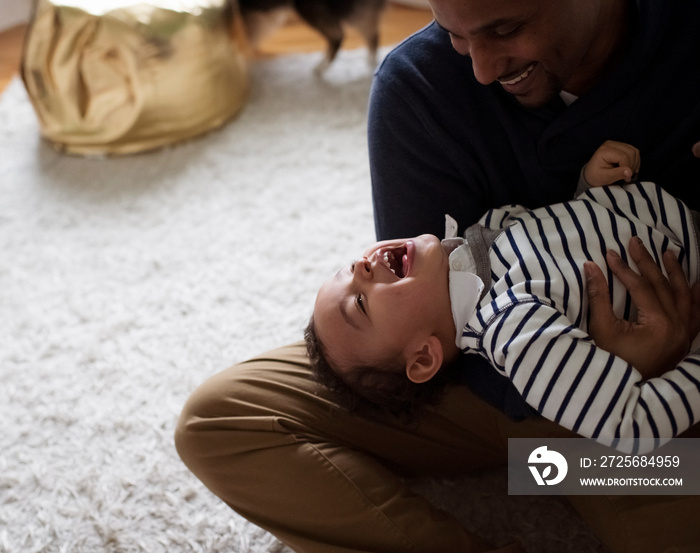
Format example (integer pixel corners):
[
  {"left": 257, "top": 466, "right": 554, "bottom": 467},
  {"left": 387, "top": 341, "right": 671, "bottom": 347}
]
[{"left": 583, "top": 140, "right": 641, "bottom": 187}]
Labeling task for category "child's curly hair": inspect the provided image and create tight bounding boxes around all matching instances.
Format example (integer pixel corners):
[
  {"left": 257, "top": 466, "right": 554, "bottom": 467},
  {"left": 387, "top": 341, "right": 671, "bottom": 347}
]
[{"left": 304, "top": 316, "right": 455, "bottom": 423}]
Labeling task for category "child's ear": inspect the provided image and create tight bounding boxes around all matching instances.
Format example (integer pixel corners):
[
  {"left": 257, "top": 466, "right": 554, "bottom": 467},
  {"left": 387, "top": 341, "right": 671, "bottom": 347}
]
[{"left": 405, "top": 336, "right": 444, "bottom": 384}]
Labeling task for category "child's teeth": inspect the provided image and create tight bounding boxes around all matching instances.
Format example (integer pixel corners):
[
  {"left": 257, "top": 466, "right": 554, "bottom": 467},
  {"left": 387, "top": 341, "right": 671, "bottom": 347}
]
[{"left": 382, "top": 250, "right": 398, "bottom": 275}]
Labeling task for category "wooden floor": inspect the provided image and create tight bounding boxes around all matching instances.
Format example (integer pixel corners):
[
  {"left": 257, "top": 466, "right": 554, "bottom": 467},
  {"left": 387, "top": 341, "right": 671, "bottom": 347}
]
[
  {"left": 0, "top": 23, "right": 26, "bottom": 94},
  {"left": 0, "top": 3, "right": 433, "bottom": 95}
]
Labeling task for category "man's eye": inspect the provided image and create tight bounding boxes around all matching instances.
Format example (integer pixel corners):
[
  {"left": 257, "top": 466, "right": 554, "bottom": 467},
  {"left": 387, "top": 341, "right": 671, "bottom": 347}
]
[
  {"left": 356, "top": 294, "right": 366, "bottom": 314},
  {"left": 495, "top": 23, "right": 522, "bottom": 37}
]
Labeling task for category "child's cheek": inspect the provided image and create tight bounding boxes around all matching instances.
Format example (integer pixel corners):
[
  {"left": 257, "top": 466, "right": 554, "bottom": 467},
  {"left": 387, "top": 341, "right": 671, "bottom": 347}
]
[{"left": 389, "top": 285, "right": 423, "bottom": 312}]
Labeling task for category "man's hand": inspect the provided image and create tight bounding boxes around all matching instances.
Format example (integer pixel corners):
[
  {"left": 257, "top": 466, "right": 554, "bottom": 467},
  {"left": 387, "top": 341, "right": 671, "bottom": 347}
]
[
  {"left": 584, "top": 237, "right": 700, "bottom": 378},
  {"left": 693, "top": 141, "right": 700, "bottom": 158},
  {"left": 584, "top": 140, "right": 641, "bottom": 187}
]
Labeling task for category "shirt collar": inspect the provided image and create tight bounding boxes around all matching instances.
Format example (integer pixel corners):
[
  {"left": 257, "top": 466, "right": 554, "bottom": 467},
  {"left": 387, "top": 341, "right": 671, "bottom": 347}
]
[{"left": 443, "top": 215, "right": 484, "bottom": 346}]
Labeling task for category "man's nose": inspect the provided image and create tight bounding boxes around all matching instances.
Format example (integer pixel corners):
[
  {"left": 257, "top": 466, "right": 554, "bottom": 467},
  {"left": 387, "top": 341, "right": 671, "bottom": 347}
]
[
  {"left": 450, "top": 34, "right": 471, "bottom": 57},
  {"left": 451, "top": 36, "right": 504, "bottom": 85}
]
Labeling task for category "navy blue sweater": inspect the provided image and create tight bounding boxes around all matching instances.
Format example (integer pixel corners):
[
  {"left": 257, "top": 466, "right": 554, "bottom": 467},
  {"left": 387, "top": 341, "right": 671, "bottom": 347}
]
[{"left": 368, "top": 0, "right": 700, "bottom": 418}]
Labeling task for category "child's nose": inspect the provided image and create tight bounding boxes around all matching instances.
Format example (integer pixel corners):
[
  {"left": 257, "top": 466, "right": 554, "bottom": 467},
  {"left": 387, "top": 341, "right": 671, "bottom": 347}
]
[{"left": 355, "top": 257, "right": 372, "bottom": 279}]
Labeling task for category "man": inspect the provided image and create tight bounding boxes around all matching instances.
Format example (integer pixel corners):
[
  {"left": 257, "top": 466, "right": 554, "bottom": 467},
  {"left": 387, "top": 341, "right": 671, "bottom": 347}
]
[
  {"left": 370, "top": 0, "right": 699, "bottom": 242},
  {"left": 176, "top": 1, "right": 700, "bottom": 552}
]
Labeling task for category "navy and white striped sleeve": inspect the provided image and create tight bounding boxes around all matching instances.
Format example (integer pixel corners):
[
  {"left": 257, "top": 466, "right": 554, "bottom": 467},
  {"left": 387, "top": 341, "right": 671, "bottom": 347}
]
[{"left": 480, "top": 302, "right": 700, "bottom": 453}]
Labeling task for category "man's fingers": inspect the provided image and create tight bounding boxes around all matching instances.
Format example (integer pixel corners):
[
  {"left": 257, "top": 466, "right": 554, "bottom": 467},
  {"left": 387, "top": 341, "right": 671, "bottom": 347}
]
[
  {"left": 584, "top": 261, "right": 618, "bottom": 338},
  {"left": 623, "top": 237, "right": 674, "bottom": 310},
  {"left": 604, "top": 248, "right": 658, "bottom": 313},
  {"left": 691, "top": 282, "right": 700, "bottom": 342},
  {"left": 662, "top": 249, "right": 692, "bottom": 328},
  {"left": 583, "top": 246, "right": 695, "bottom": 376}
]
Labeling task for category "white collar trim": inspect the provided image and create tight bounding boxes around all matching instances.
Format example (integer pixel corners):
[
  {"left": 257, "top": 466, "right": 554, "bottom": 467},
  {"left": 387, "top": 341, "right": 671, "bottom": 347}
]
[{"left": 444, "top": 215, "right": 484, "bottom": 346}]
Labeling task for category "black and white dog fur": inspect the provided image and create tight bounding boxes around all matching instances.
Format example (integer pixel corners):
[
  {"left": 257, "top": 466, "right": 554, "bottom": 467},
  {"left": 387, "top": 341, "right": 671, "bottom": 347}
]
[{"left": 237, "top": 0, "right": 387, "bottom": 73}]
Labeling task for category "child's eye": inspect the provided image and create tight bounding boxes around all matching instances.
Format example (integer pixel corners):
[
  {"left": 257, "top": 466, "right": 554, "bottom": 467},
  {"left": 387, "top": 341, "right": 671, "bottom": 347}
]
[
  {"left": 356, "top": 294, "right": 366, "bottom": 314},
  {"left": 350, "top": 260, "right": 356, "bottom": 273}
]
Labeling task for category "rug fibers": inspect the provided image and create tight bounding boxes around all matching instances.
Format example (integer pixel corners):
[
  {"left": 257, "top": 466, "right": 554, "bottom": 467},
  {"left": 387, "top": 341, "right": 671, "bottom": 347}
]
[{"left": 0, "top": 47, "right": 605, "bottom": 553}]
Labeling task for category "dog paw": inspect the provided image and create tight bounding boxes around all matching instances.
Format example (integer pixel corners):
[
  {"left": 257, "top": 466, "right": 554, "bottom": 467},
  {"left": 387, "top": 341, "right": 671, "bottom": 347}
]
[{"left": 313, "top": 58, "right": 331, "bottom": 76}]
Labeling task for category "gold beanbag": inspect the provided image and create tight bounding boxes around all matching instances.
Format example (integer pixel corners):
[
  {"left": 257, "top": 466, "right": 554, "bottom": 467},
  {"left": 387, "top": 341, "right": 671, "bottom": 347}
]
[{"left": 21, "top": 0, "right": 249, "bottom": 155}]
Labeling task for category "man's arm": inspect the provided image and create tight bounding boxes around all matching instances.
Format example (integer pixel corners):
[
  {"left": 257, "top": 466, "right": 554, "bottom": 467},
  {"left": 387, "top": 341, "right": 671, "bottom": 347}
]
[{"left": 368, "top": 64, "right": 492, "bottom": 241}]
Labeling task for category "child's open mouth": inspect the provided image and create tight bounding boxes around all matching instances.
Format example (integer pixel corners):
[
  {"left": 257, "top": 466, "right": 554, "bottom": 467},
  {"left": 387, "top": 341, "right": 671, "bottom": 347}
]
[{"left": 380, "top": 245, "right": 408, "bottom": 278}]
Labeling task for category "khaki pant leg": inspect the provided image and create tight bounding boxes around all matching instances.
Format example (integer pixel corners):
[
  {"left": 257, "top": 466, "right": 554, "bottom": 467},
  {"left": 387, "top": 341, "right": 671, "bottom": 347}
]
[
  {"left": 175, "top": 342, "right": 527, "bottom": 553},
  {"left": 175, "top": 341, "right": 700, "bottom": 553},
  {"left": 568, "top": 494, "right": 700, "bottom": 553}
]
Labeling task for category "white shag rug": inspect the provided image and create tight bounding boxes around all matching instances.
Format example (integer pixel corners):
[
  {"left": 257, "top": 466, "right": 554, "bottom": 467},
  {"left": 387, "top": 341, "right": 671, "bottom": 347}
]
[{"left": 0, "top": 48, "right": 606, "bottom": 553}]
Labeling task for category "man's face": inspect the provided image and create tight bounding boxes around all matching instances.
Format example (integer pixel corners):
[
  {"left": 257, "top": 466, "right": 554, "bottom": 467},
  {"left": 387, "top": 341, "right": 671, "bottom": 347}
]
[
  {"left": 313, "top": 234, "right": 452, "bottom": 374},
  {"left": 430, "top": 0, "right": 601, "bottom": 107}
]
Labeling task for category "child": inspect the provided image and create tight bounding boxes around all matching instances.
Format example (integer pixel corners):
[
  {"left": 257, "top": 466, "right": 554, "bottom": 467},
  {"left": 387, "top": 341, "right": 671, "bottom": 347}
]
[{"left": 305, "top": 141, "right": 700, "bottom": 452}]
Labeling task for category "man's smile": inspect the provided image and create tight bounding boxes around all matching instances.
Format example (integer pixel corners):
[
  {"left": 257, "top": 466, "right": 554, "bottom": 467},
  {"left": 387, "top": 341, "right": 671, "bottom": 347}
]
[{"left": 499, "top": 63, "right": 536, "bottom": 86}]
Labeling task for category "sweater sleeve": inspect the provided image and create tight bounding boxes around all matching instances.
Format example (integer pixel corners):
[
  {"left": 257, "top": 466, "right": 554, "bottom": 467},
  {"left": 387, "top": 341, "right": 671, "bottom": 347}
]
[
  {"left": 479, "top": 301, "right": 700, "bottom": 453},
  {"left": 368, "top": 58, "right": 492, "bottom": 240}
]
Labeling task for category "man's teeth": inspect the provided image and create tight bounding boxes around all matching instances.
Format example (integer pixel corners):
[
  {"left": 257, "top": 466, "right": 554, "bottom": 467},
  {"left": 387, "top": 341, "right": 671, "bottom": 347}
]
[{"left": 501, "top": 64, "right": 535, "bottom": 85}]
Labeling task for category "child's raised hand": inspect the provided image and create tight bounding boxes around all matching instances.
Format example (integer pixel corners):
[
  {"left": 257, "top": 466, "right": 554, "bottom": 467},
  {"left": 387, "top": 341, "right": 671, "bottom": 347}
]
[{"left": 583, "top": 140, "right": 641, "bottom": 187}]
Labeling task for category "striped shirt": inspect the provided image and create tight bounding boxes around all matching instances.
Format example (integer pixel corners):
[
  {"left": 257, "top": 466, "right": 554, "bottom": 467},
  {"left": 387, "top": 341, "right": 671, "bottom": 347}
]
[{"left": 456, "top": 182, "right": 700, "bottom": 452}]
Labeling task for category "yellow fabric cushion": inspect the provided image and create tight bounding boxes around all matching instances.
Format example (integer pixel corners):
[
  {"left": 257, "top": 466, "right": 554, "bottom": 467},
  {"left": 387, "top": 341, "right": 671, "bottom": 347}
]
[{"left": 21, "top": 0, "right": 249, "bottom": 155}]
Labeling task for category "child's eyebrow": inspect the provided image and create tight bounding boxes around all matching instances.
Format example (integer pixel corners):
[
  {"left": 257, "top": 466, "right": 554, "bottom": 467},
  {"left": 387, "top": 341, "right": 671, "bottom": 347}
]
[{"left": 334, "top": 263, "right": 351, "bottom": 279}]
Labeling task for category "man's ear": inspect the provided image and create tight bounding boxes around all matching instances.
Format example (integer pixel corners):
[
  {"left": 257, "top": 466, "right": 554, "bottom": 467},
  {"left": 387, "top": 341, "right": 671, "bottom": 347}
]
[{"left": 405, "top": 335, "right": 444, "bottom": 384}]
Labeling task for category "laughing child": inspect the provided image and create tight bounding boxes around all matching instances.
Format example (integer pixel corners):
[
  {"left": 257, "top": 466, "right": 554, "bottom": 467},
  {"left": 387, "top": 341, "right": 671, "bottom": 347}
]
[{"left": 305, "top": 141, "right": 700, "bottom": 452}]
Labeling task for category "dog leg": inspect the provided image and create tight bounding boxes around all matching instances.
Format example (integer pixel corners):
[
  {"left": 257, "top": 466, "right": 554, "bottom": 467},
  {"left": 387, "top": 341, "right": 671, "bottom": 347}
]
[
  {"left": 363, "top": 29, "right": 379, "bottom": 68},
  {"left": 293, "top": 2, "right": 344, "bottom": 74},
  {"left": 346, "top": 0, "right": 385, "bottom": 69},
  {"left": 314, "top": 36, "right": 342, "bottom": 75}
]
